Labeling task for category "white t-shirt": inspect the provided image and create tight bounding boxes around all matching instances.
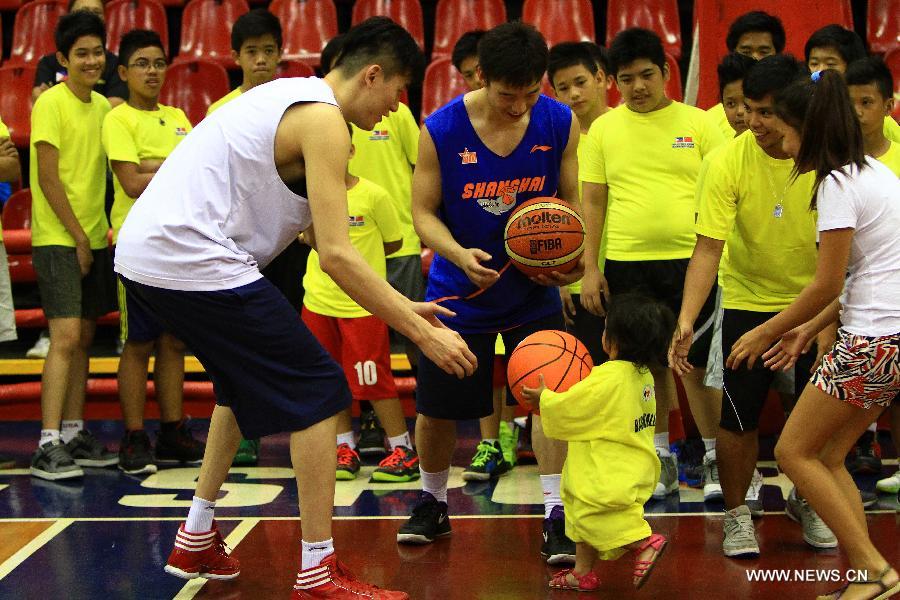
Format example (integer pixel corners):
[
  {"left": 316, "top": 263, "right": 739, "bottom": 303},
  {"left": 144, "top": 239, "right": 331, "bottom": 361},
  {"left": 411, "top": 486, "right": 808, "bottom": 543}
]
[
  {"left": 114, "top": 77, "right": 338, "bottom": 291},
  {"left": 817, "top": 158, "right": 900, "bottom": 336}
]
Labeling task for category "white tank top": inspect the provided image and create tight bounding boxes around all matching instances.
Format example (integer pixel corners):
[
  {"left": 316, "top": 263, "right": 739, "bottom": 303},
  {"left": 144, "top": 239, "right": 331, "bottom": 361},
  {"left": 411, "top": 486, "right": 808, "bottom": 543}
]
[{"left": 114, "top": 77, "right": 338, "bottom": 291}]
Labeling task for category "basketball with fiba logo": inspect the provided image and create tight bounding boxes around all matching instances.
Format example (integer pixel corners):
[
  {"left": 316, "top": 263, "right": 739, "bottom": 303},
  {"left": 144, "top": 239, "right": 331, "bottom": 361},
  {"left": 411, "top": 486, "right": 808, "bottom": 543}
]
[{"left": 504, "top": 197, "right": 585, "bottom": 277}]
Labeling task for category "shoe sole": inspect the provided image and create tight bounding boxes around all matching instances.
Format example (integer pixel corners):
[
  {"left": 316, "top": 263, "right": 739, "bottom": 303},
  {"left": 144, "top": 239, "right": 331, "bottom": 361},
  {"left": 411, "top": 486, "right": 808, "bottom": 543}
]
[
  {"left": 785, "top": 504, "right": 838, "bottom": 549},
  {"left": 72, "top": 458, "right": 119, "bottom": 467},
  {"left": 544, "top": 553, "right": 576, "bottom": 565},
  {"left": 30, "top": 467, "right": 83, "bottom": 480},
  {"left": 396, "top": 530, "right": 451, "bottom": 545},
  {"left": 876, "top": 482, "right": 900, "bottom": 494},
  {"left": 119, "top": 463, "right": 158, "bottom": 476},
  {"left": 723, "top": 547, "right": 760, "bottom": 558},
  {"left": 155, "top": 458, "right": 203, "bottom": 466},
  {"left": 703, "top": 485, "right": 724, "bottom": 502},
  {"left": 462, "top": 463, "right": 511, "bottom": 482},
  {"left": 370, "top": 472, "right": 419, "bottom": 483},
  {"left": 335, "top": 471, "right": 358, "bottom": 481},
  {"left": 164, "top": 565, "right": 240, "bottom": 580},
  {"left": 651, "top": 483, "right": 679, "bottom": 500},
  {"left": 635, "top": 538, "right": 667, "bottom": 590}
]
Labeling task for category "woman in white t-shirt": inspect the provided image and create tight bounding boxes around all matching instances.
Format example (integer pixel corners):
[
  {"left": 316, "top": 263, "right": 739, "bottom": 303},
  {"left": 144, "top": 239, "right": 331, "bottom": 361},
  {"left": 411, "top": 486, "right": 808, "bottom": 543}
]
[{"left": 727, "top": 69, "right": 900, "bottom": 599}]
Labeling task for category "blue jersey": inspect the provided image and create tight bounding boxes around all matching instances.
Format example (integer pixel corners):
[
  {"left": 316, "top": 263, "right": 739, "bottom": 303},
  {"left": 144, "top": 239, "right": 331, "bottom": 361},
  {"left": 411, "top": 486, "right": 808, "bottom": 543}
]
[{"left": 425, "top": 94, "right": 572, "bottom": 333}]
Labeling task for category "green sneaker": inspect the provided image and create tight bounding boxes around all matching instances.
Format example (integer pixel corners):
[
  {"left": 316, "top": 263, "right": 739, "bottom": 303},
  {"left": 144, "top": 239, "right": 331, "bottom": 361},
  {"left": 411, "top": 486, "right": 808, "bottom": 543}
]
[
  {"left": 462, "top": 440, "right": 510, "bottom": 481},
  {"left": 498, "top": 421, "right": 518, "bottom": 467},
  {"left": 232, "top": 438, "right": 259, "bottom": 466}
]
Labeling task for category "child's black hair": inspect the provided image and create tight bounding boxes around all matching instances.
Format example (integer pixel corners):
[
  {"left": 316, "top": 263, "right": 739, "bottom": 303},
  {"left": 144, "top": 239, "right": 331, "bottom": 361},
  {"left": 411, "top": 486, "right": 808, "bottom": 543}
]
[
  {"left": 55, "top": 10, "right": 106, "bottom": 58},
  {"left": 608, "top": 28, "right": 666, "bottom": 78},
  {"left": 845, "top": 56, "right": 894, "bottom": 101},
  {"left": 451, "top": 30, "right": 485, "bottom": 72},
  {"left": 333, "top": 16, "right": 425, "bottom": 86},
  {"left": 717, "top": 52, "right": 756, "bottom": 100},
  {"left": 118, "top": 29, "right": 165, "bottom": 67},
  {"left": 726, "top": 11, "right": 786, "bottom": 54},
  {"left": 477, "top": 21, "right": 547, "bottom": 88},
  {"left": 742, "top": 54, "right": 807, "bottom": 101},
  {"left": 604, "top": 294, "right": 675, "bottom": 370},
  {"left": 548, "top": 41, "right": 603, "bottom": 86},
  {"left": 804, "top": 24, "right": 866, "bottom": 66},
  {"left": 231, "top": 9, "right": 282, "bottom": 53}
]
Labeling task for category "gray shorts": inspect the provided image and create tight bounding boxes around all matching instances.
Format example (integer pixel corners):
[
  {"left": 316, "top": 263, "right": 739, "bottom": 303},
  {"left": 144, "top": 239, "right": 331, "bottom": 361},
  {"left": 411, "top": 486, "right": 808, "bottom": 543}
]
[
  {"left": 33, "top": 245, "right": 117, "bottom": 320},
  {"left": 387, "top": 254, "right": 425, "bottom": 302},
  {"left": 0, "top": 243, "right": 17, "bottom": 342}
]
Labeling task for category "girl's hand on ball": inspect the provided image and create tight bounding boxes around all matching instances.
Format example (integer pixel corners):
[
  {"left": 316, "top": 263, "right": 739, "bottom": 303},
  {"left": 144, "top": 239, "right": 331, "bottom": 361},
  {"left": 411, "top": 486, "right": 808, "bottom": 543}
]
[{"left": 520, "top": 375, "right": 547, "bottom": 410}]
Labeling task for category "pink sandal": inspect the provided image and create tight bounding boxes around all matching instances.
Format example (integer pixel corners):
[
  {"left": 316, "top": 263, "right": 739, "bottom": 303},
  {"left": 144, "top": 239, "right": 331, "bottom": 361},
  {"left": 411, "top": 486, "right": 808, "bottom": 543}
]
[
  {"left": 632, "top": 533, "right": 668, "bottom": 589},
  {"left": 549, "top": 568, "right": 600, "bottom": 592}
]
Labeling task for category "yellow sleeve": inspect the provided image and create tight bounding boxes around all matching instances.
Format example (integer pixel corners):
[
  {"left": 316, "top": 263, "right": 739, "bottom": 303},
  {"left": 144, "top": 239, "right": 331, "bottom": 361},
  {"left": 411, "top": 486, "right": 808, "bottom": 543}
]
[
  {"left": 695, "top": 149, "right": 737, "bottom": 241},
  {"left": 578, "top": 116, "right": 606, "bottom": 184},
  {"left": 885, "top": 117, "right": 900, "bottom": 144},
  {"left": 0, "top": 118, "right": 9, "bottom": 138},
  {"left": 540, "top": 370, "right": 617, "bottom": 441},
  {"left": 102, "top": 109, "right": 139, "bottom": 165},
  {"left": 699, "top": 111, "right": 726, "bottom": 157},
  {"left": 371, "top": 182, "right": 402, "bottom": 244},
  {"left": 396, "top": 103, "right": 419, "bottom": 167},
  {"left": 30, "top": 94, "right": 61, "bottom": 149}
]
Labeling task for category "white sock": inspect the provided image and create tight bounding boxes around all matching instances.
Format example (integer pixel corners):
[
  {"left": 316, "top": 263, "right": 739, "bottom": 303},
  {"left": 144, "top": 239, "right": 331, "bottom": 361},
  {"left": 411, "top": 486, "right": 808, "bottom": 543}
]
[
  {"left": 336, "top": 431, "right": 355, "bottom": 448},
  {"left": 654, "top": 433, "right": 671, "bottom": 457},
  {"left": 61, "top": 420, "right": 83, "bottom": 443},
  {"left": 703, "top": 438, "right": 716, "bottom": 457},
  {"left": 388, "top": 431, "right": 412, "bottom": 450},
  {"left": 301, "top": 538, "right": 334, "bottom": 570},
  {"left": 185, "top": 496, "right": 216, "bottom": 533},
  {"left": 481, "top": 438, "right": 498, "bottom": 446},
  {"left": 39, "top": 429, "right": 60, "bottom": 447},
  {"left": 540, "top": 474, "right": 562, "bottom": 518},
  {"left": 867, "top": 422, "right": 877, "bottom": 433},
  {"left": 420, "top": 467, "right": 450, "bottom": 504}
]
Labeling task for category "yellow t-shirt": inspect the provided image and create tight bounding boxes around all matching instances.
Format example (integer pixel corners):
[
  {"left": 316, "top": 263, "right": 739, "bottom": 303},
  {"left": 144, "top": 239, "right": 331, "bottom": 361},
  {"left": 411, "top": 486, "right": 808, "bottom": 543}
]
[
  {"left": 102, "top": 103, "right": 192, "bottom": 242},
  {"left": 29, "top": 84, "right": 111, "bottom": 249},
  {"left": 706, "top": 102, "right": 735, "bottom": 139},
  {"left": 581, "top": 102, "right": 725, "bottom": 261},
  {"left": 696, "top": 131, "right": 818, "bottom": 312},
  {"left": 206, "top": 87, "right": 243, "bottom": 115},
  {"left": 303, "top": 177, "right": 401, "bottom": 318},
  {"left": 568, "top": 132, "right": 607, "bottom": 295},
  {"left": 884, "top": 116, "right": 900, "bottom": 144},
  {"left": 0, "top": 118, "right": 10, "bottom": 242},
  {"left": 875, "top": 140, "right": 900, "bottom": 177},
  {"left": 349, "top": 103, "right": 420, "bottom": 258},
  {"left": 541, "top": 360, "right": 659, "bottom": 555}
]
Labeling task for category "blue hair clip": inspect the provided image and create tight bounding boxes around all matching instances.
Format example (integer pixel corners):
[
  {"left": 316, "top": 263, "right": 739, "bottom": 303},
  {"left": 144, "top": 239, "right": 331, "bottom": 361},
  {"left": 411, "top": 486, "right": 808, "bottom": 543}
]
[{"left": 811, "top": 70, "right": 823, "bottom": 83}]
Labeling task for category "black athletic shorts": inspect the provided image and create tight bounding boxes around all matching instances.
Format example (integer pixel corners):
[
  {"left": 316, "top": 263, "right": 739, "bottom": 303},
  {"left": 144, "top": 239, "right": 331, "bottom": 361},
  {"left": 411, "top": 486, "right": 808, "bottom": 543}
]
[{"left": 566, "top": 293, "right": 607, "bottom": 364}]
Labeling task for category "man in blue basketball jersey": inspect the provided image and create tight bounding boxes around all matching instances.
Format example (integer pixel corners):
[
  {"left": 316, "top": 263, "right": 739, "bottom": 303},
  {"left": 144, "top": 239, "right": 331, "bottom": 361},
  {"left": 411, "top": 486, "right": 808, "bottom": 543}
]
[{"left": 397, "top": 22, "right": 583, "bottom": 565}]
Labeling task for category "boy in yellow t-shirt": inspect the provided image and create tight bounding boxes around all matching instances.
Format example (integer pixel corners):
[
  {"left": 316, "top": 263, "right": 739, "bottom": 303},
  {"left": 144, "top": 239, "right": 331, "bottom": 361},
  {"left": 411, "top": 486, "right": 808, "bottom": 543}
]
[
  {"left": 29, "top": 11, "right": 117, "bottom": 481},
  {"left": 101, "top": 29, "right": 203, "bottom": 476},
  {"left": 580, "top": 28, "right": 725, "bottom": 500},
  {"left": 671, "top": 55, "right": 833, "bottom": 558},
  {"left": 522, "top": 294, "right": 672, "bottom": 592},
  {"left": 301, "top": 130, "right": 418, "bottom": 483}
]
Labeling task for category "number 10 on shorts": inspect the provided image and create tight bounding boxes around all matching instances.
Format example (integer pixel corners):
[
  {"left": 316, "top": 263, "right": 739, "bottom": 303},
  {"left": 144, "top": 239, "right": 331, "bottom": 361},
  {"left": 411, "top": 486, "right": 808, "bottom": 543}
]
[{"left": 354, "top": 360, "right": 378, "bottom": 386}]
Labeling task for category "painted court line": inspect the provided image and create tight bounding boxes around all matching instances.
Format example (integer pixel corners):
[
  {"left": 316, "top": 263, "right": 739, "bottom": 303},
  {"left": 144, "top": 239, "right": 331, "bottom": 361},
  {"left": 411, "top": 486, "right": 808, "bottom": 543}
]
[
  {"left": 172, "top": 518, "right": 260, "bottom": 600},
  {"left": 0, "top": 518, "right": 73, "bottom": 581}
]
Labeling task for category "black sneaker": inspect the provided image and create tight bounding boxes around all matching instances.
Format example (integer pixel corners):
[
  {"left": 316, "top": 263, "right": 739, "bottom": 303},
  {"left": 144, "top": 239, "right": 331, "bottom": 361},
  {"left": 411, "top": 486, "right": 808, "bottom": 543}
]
[
  {"left": 396, "top": 492, "right": 451, "bottom": 544},
  {"left": 119, "top": 430, "right": 157, "bottom": 475},
  {"left": 358, "top": 409, "right": 386, "bottom": 456},
  {"left": 155, "top": 420, "right": 205, "bottom": 466},
  {"left": 31, "top": 440, "right": 83, "bottom": 480},
  {"left": 65, "top": 430, "right": 119, "bottom": 467},
  {"left": 541, "top": 505, "right": 576, "bottom": 565}
]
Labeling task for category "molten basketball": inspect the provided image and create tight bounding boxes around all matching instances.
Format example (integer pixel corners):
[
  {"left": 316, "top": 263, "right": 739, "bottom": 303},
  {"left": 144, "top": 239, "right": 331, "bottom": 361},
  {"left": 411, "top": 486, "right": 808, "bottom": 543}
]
[
  {"left": 507, "top": 330, "right": 594, "bottom": 413},
  {"left": 504, "top": 197, "right": 585, "bottom": 278}
]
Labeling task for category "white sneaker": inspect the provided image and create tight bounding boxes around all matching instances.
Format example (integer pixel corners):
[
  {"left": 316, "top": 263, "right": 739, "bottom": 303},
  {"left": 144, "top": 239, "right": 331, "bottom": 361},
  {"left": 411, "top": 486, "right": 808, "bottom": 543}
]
[
  {"left": 652, "top": 452, "right": 679, "bottom": 499},
  {"left": 745, "top": 468, "right": 764, "bottom": 518},
  {"left": 26, "top": 331, "right": 50, "bottom": 359},
  {"left": 876, "top": 472, "right": 900, "bottom": 494},
  {"left": 702, "top": 453, "right": 723, "bottom": 501}
]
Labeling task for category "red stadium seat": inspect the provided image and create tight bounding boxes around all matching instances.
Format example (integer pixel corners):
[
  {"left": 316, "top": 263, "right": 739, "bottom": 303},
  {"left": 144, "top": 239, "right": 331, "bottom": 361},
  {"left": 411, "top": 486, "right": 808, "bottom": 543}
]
[
  {"left": 522, "top": 0, "right": 595, "bottom": 47},
  {"left": 7, "top": 0, "right": 65, "bottom": 67},
  {"left": 0, "top": 65, "right": 36, "bottom": 147},
  {"left": 105, "top": 0, "right": 169, "bottom": 56},
  {"left": 2, "top": 188, "right": 31, "bottom": 230},
  {"left": 884, "top": 47, "right": 900, "bottom": 121},
  {"left": 159, "top": 60, "right": 230, "bottom": 125},
  {"left": 0, "top": 0, "right": 22, "bottom": 10},
  {"left": 351, "top": 0, "right": 424, "bottom": 50},
  {"left": 432, "top": 0, "right": 506, "bottom": 59},
  {"left": 276, "top": 60, "right": 316, "bottom": 78},
  {"left": 172, "top": 0, "right": 249, "bottom": 68},
  {"left": 607, "top": 0, "right": 681, "bottom": 59},
  {"left": 420, "top": 56, "right": 468, "bottom": 122},
  {"left": 607, "top": 52, "right": 682, "bottom": 105},
  {"left": 270, "top": 0, "right": 337, "bottom": 66},
  {"left": 868, "top": 0, "right": 900, "bottom": 54}
]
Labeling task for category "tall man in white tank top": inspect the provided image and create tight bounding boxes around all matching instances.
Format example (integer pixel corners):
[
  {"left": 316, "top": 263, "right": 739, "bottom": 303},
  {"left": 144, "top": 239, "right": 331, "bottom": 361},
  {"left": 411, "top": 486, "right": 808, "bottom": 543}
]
[{"left": 114, "top": 18, "right": 477, "bottom": 599}]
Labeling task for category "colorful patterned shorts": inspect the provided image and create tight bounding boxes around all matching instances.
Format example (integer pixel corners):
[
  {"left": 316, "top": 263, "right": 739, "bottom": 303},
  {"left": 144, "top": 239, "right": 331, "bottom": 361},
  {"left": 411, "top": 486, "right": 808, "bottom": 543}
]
[{"left": 810, "top": 328, "right": 900, "bottom": 409}]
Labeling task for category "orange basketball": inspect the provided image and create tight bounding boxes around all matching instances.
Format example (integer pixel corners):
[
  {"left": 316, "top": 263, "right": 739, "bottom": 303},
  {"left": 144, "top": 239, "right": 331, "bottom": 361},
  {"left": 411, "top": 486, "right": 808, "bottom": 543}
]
[
  {"left": 507, "top": 330, "right": 594, "bottom": 414},
  {"left": 504, "top": 197, "right": 585, "bottom": 277}
]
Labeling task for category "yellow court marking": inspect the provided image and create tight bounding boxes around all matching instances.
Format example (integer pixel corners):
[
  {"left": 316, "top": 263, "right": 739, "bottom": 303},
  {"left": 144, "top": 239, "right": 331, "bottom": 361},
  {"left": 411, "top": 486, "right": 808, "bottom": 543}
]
[
  {"left": 0, "top": 518, "right": 73, "bottom": 580},
  {"left": 172, "top": 518, "right": 260, "bottom": 600}
]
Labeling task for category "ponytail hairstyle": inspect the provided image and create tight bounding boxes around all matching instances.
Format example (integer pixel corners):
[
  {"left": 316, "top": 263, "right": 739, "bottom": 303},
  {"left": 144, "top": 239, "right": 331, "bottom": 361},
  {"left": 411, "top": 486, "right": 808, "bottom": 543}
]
[{"left": 774, "top": 69, "right": 866, "bottom": 209}]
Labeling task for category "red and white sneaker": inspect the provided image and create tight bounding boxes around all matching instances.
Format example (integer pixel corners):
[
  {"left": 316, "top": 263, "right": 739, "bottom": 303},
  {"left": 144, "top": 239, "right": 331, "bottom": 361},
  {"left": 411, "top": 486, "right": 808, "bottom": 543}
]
[
  {"left": 164, "top": 521, "right": 240, "bottom": 580},
  {"left": 292, "top": 554, "right": 408, "bottom": 599}
]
